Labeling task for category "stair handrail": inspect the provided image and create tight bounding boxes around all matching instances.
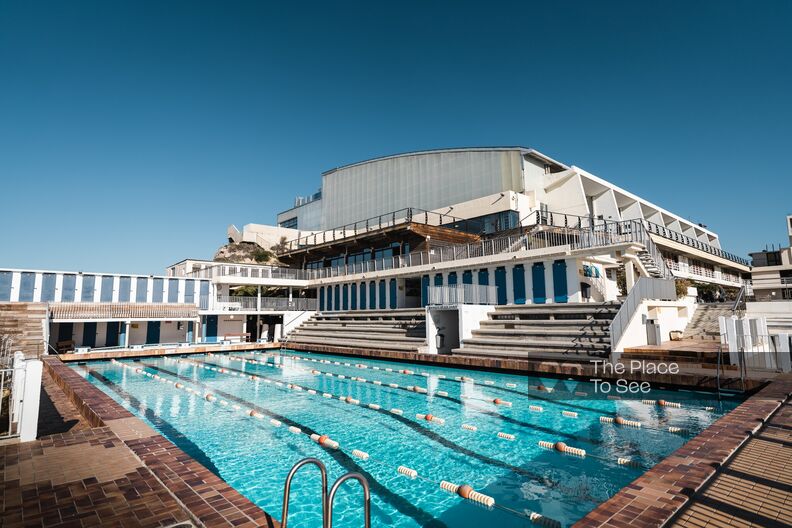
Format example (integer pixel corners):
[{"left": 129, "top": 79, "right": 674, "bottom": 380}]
[
  {"left": 609, "top": 277, "right": 677, "bottom": 355},
  {"left": 327, "top": 473, "right": 371, "bottom": 528},
  {"left": 281, "top": 458, "right": 329, "bottom": 528},
  {"left": 732, "top": 285, "right": 747, "bottom": 318},
  {"left": 637, "top": 221, "right": 673, "bottom": 280}
]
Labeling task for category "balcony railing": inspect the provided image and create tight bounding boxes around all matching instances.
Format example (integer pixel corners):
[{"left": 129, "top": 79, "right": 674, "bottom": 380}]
[
  {"left": 644, "top": 221, "right": 749, "bottom": 266},
  {"left": 427, "top": 284, "right": 499, "bottom": 305},
  {"left": 664, "top": 260, "right": 748, "bottom": 286},
  {"left": 50, "top": 303, "right": 199, "bottom": 320},
  {"left": 304, "top": 218, "right": 656, "bottom": 280},
  {"left": 199, "top": 296, "right": 317, "bottom": 312},
  {"left": 281, "top": 207, "right": 470, "bottom": 252},
  {"left": 186, "top": 264, "right": 309, "bottom": 281}
]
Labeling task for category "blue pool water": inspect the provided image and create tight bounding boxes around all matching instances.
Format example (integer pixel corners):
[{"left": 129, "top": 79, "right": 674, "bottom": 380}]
[{"left": 73, "top": 350, "right": 741, "bottom": 528}]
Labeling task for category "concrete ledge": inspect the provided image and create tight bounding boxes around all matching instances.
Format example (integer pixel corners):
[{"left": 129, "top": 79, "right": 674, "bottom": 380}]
[{"left": 58, "top": 341, "right": 278, "bottom": 362}]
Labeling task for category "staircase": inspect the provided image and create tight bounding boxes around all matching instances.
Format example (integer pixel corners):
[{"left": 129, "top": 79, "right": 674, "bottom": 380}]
[
  {"left": 452, "top": 302, "right": 619, "bottom": 360},
  {"left": 682, "top": 303, "right": 731, "bottom": 340},
  {"left": 636, "top": 250, "right": 665, "bottom": 278},
  {"left": 285, "top": 308, "right": 427, "bottom": 353}
]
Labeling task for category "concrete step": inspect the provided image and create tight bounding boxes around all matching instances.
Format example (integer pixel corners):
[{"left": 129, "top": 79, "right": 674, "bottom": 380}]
[
  {"left": 300, "top": 323, "right": 422, "bottom": 334},
  {"left": 290, "top": 329, "right": 425, "bottom": 343},
  {"left": 451, "top": 345, "right": 608, "bottom": 360},
  {"left": 287, "top": 335, "right": 422, "bottom": 352},
  {"left": 460, "top": 336, "right": 610, "bottom": 351},
  {"left": 480, "top": 319, "right": 610, "bottom": 329},
  {"left": 470, "top": 330, "right": 609, "bottom": 343}
]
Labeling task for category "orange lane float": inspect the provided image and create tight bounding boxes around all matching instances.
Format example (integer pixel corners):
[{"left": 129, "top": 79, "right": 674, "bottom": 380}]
[
  {"left": 416, "top": 413, "right": 445, "bottom": 424},
  {"left": 493, "top": 398, "right": 513, "bottom": 407},
  {"left": 538, "top": 440, "right": 586, "bottom": 457},
  {"left": 440, "top": 482, "right": 495, "bottom": 507},
  {"left": 310, "top": 433, "right": 340, "bottom": 449}
]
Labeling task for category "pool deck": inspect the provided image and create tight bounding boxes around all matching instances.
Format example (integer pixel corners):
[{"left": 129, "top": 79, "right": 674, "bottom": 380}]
[
  {"left": 2, "top": 351, "right": 790, "bottom": 528},
  {"left": 0, "top": 356, "right": 278, "bottom": 528}
]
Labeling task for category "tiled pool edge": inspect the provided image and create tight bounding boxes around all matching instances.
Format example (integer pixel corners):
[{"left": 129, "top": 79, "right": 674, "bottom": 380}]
[
  {"left": 42, "top": 356, "right": 280, "bottom": 528},
  {"left": 573, "top": 376, "right": 792, "bottom": 528}
]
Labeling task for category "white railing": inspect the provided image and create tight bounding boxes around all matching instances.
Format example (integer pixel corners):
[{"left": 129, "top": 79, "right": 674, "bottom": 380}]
[
  {"left": 306, "top": 219, "right": 653, "bottom": 280},
  {"left": 664, "top": 260, "right": 747, "bottom": 286},
  {"left": 427, "top": 284, "right": 499, "bottom": 305},
  {"left": 200, "top": 296, "right": 317, "bottom": 312},
  {"left": 186, "top": 264, "right": 309, "bottom": 281},
  {"left": 610, "top": 277, "right": 677, "bottom": 353},
  {"left": 49, "top": 303, "right": 199, "bottom": 320}
]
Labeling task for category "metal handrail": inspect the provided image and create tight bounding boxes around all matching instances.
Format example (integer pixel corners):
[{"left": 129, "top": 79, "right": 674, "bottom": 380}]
[
  {"left": 281, "top": 458, "right": 328, "bottom": 528},
  {"left": 327, "top": 473, "right": 371, "bottom": 528},
  {"left": 282, "top": 206, "right": 470, "bottom": 252},
  {"left": 732, "top": 285, "right": 747, "bottom": 317}
]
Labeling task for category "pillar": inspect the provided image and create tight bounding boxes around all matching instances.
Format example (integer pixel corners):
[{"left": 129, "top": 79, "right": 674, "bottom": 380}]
[
  {"left": 624, "top": 260, "right": 636, "bottom": 292},
  {"left": 543, "top": 261, "right": 555, "bottom": 304},
  {"left": 122, "top": 320, "right": 131, "bottom": 348},
  {"left": 257, "top": 285, "right": 261, "bottom": 312},
  {"left": 566, "top": 258, "right": 582, "bottom": 303},
  {"left": 505, "top": 264, "right": 515, "bottom": 305}
]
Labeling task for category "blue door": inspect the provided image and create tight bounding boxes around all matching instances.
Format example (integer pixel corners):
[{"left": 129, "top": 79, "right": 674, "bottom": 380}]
[
  {"left": 532, "top": 263, "right": 546, "bottom": 304},
  {"left": 105, "top": 321, "right": 120, "bottom": 347},
  {"left": 448, "top": 272, "right": 457, "bottom": 286},
  {"left": 462, "top": 270, "right": 473, "bottom": 285},
  {"left": 389, "top": 279, "right": 397, "bottom": 309},
  {"left": 359, "top": 282, "right": 366, "bottom": 310},
  {"left": 319, "top": 287, "right": 325, "bottom": 311},
  {"left": 119, "top": 322, "right": 127, "bottom": 347},
  {"left": 342, "top": 284, "right": 349, "bottom": 310},
  {"left": 351, "top": 283, "right": 357, "bottom": 310},
  {"left": 434, "top": 274, "right": 443, "bottom": 286},
  {"left": 478, "top": 269, "right": 489, "bottom": 286},
  {"left": 421, "top": 275, "right": 430, "bottom": 307},
  {"left": 494, "top": 267, "right": 507, "bottom": 305},
  {"left": 83, "top": 322, "right": 97, "bottom": 348},
  {"left": 378, "top": 280, "right": 386, "bottom": 309},
  {"left": 512, "top": 265, "right": 526, "bottom": 304},
  {"left": 553, "top": 260, "right": 568, "bottom": 303},
  {"left": 369, "top": 281, "right": 376, "bottom": 309},
  {"left": 58, "top": 322, "right": 73, "bottom": 342},
  {"left": 146, "top": 321, "right": 160, "bottom": 344},
  {"left": 187, "top": 322, "right": 194, "bottom": 343},
  {"left": 334, "top": 285, "right": 340, "bottom": 310},
  {"left": 326, "top": 286, "right": 332, "bottom": 311},
  {"left": 205, "top": 315, "right": 218, "bottom": 343}
]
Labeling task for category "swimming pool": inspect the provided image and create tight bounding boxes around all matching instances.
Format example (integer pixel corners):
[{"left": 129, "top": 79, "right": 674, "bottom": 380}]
[{"left": 72, "top": 350, "right": 741, "bottom": 528}]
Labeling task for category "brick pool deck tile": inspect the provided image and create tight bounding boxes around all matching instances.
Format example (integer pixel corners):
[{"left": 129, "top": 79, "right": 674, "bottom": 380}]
[
  {"left": 573, "top": 376, "right": 792, "bottom": 528},
  {"left": 0, "top": 357, "right": 279, "bottom": 528}
]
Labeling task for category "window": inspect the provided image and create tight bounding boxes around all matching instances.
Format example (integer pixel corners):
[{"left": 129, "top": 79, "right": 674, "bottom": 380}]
[
  {"left": 279, "top": 217, "right": 298, "bottom": 229},
  {"left": 81, "top": 275, "right": 96, "bottom": 302},
  {"left": 100, "top": 275, "right": 114, "bottom": 302},
  {"left": 751, "top": 251, "right": 782, "bottom": 267},
  {"left": 136, "top": 277, "right": 149, "bottom": 302}
]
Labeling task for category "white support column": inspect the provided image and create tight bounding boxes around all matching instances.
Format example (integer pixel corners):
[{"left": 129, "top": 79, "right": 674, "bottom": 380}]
[
  {"left": 566, "top": 258, "right": 581, "bottom": 303},
  {"left": 505, "top": 265, "right": 515, "bottom": 305},
  {"left": 124, "top": 321, "right": 131, "bottom": 348},
  {"left": 525, "top": 263, "right": 534, "bottom": 304},
  {"left": 257, "top": 286, "right": 261, "bottom": 312},
  {"left": 544, "top": 261, "right": 555, "bottom": 304},
  {"left": 17, "top": 356, "right": 43, "bottom": 443},
  {"left": 624, "top": 261, "right": 636, "bottom": 292}
]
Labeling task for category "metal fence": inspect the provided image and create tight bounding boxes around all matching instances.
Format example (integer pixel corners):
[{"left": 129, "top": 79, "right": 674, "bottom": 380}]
[
  {"left": 305, "top": 218, "right": 659, "bottom": 280},
  {"left": 427, "top": 284, "right": 499, "bottom": 306},
  {"left": 609, "top": 277, "right": 677, "bottom": 352},
  {"left": 0, "top": 353, "right": 26, "bottom": 441},
  {"left": 718, "top": 332, "right": 791, "bottom": 391},
  {"left": 186, "top": 264, "right": 309, "bottom": 281}
]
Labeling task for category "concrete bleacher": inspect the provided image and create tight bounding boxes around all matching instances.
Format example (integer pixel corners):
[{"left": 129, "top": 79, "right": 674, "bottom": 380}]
[
  {"left": 452, "top": 302, "right": 619, "bottom": 360},
  {"left": 285, "top": 308, "right": 427, "bottom": 352}
]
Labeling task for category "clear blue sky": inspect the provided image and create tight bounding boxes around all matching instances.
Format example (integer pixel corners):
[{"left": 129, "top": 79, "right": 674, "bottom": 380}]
[{"left": 1, "top": 1, "right": 790, "bottom": 274}]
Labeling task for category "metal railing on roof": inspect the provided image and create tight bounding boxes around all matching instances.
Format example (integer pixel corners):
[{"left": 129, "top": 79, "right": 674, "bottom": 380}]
[
  {"left": 199, "top": 296, "right": 317, "bottom": 312},
  {"left": 304, "top": 217, "right": 652, "bottom": 280},
  {"left": 281, "top": 207, "right": 471, "bottom": 252},
  {"left": 644, "top": 220, "right": 749, "bottom": 266}
]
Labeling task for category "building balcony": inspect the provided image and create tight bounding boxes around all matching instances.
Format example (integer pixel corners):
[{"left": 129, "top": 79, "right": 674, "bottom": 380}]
[{"left": 664, "top": 260, "right": 747, "bottom": 287}]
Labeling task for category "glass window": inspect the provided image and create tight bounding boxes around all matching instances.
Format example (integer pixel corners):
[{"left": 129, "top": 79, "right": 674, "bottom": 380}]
[
  {"left": 81, "top": 275, "right": 96, "bottom": 302},
  {"left": 118, "top": 276, "right": 131, "bottom": 302},
  {"left": 100, "top": 275, "right": 114, "bottom": 302},
  {"left": 19, "top": 272, "right": 35, "bottom": 302},
  {"left": 184, "top": 280, "right": 195, "bottom": 304},
  {"left": 168, "top": 278, "right": 179, "bottom": 303},
  {"left": 61, "top": 274, "right": 76, "bottom": 302},
  {"left": 136, "top": 277, "right": 149, "bottom": 302},
  {"left": 152, "top": 278, "right": 164, "bottom": 302},
  {"left": 41, "top": 273, "right": 56, "bottom": 302}
]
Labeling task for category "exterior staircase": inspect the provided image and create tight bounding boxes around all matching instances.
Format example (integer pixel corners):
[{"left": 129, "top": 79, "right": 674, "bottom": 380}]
[
  {"left": 636, "top": 249, "right": 665, "bottom": 278},
  {"left": 285, "top": 308, "right": 427, "bottom": 353},
  {"left": 452, "top": 302, "right": 619, "bottom": 360},
  {"left": 682, "top": 303, "right": 732, "bottom": 340}
]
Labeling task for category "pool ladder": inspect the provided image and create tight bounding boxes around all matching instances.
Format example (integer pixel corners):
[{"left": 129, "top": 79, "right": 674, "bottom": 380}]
[{"left": 281, "top": 458, "right": 371, "bottom": 528}]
